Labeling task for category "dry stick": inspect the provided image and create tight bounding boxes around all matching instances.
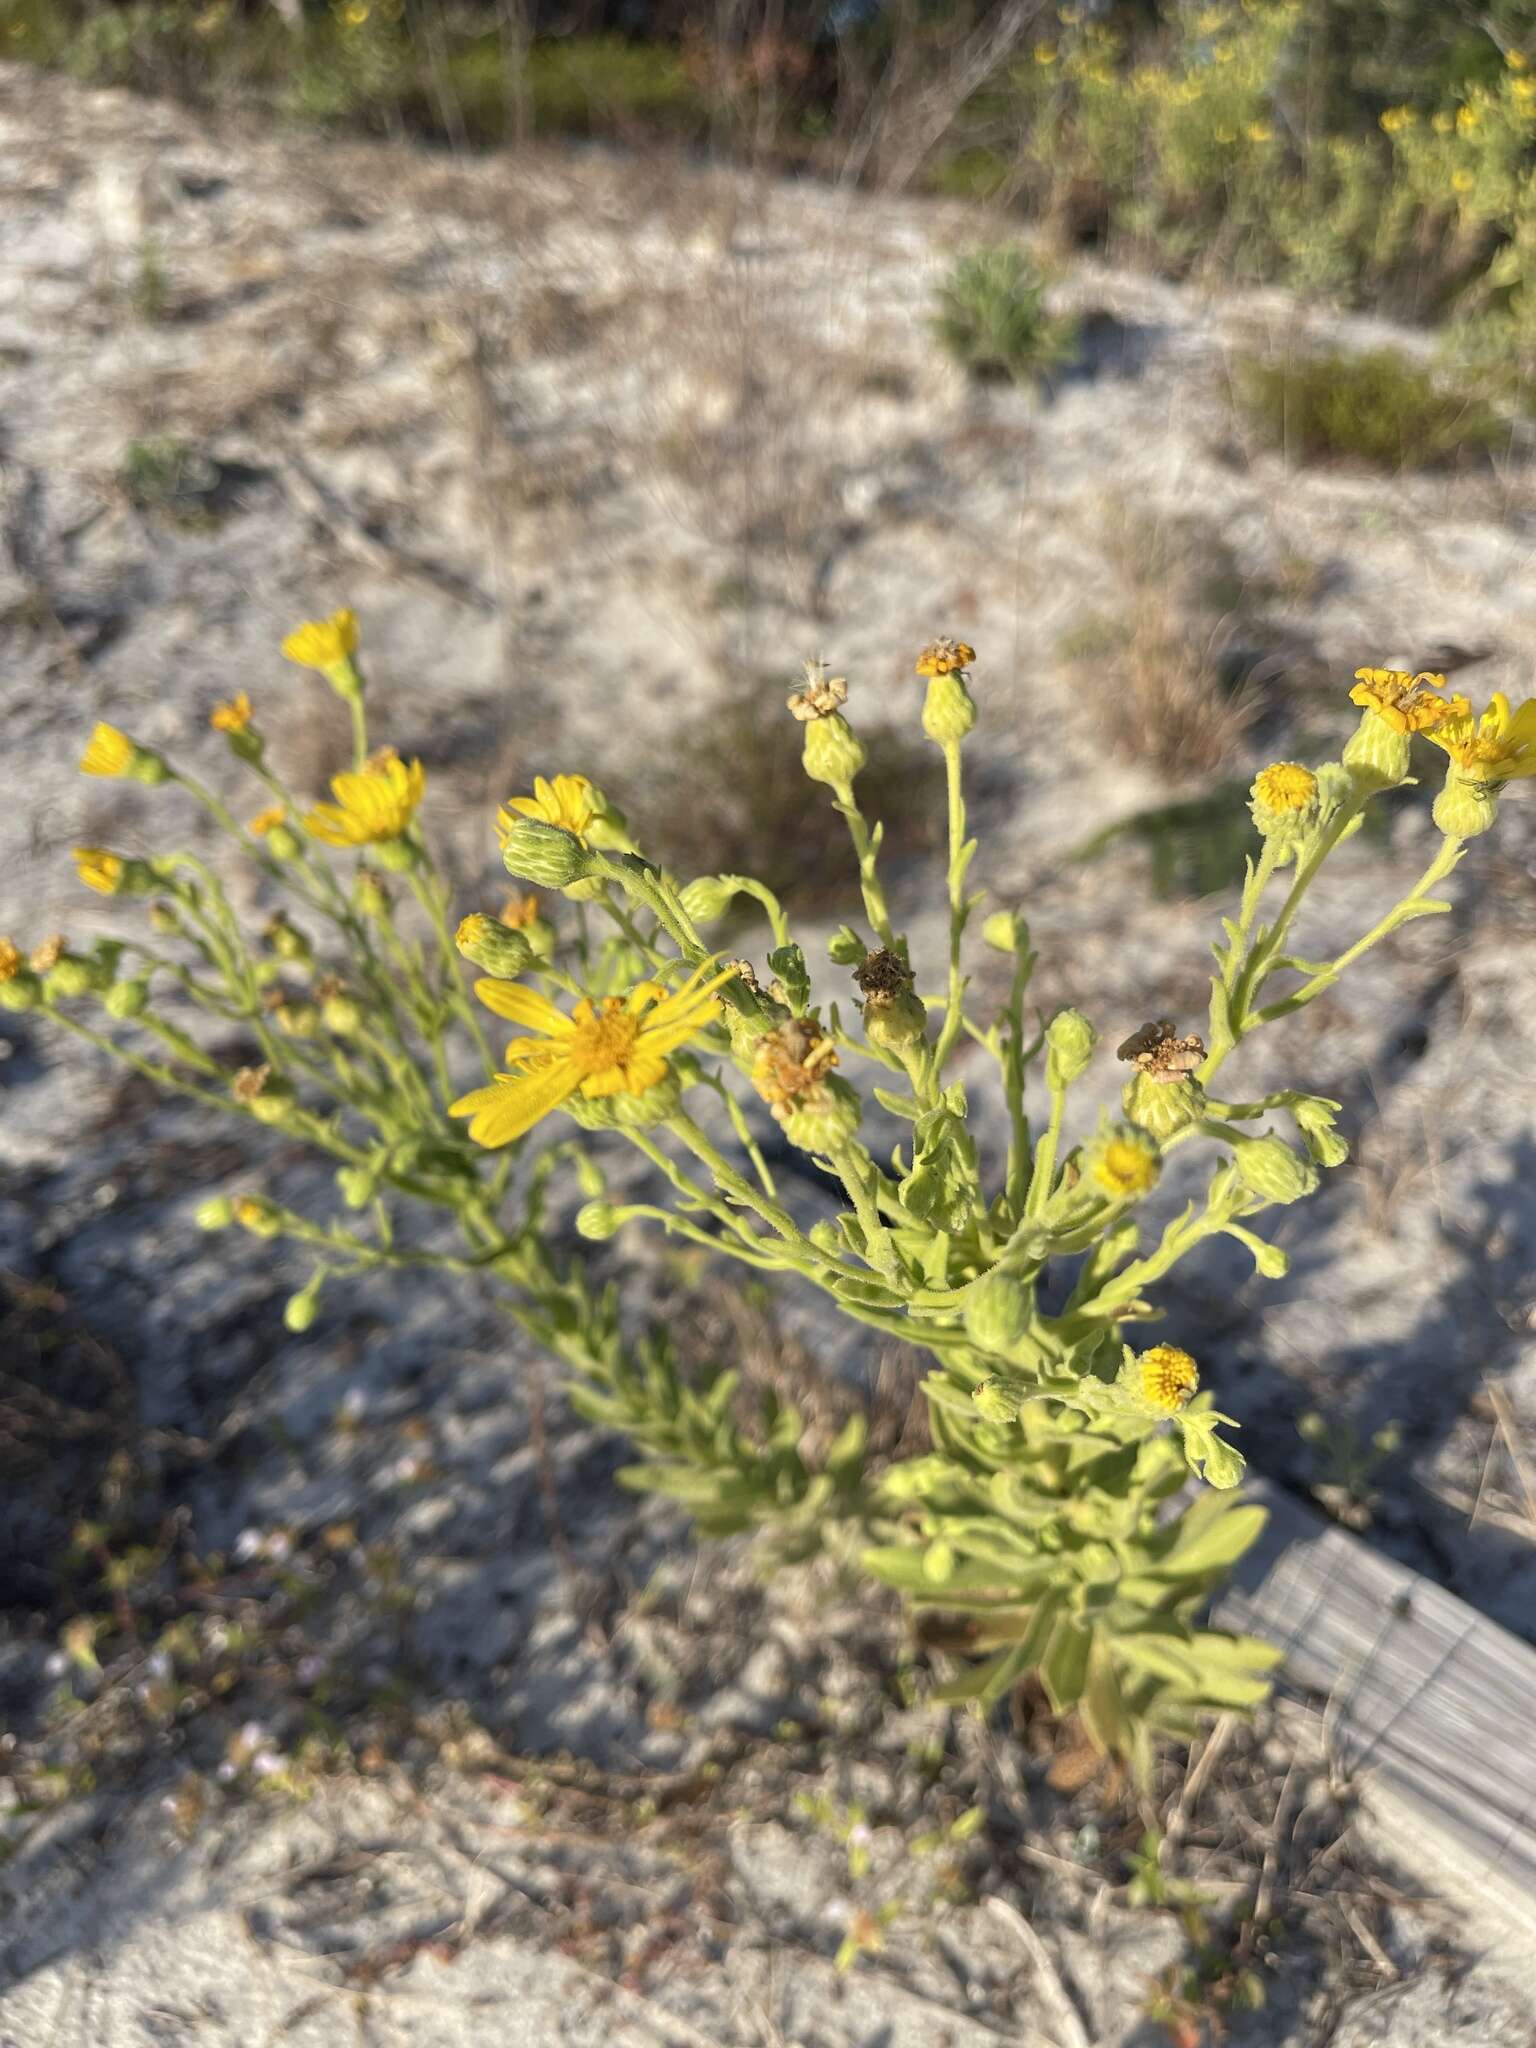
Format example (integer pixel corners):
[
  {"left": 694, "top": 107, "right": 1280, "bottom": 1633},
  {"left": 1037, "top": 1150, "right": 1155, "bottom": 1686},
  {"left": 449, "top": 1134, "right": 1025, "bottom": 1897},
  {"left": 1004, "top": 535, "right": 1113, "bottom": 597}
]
[
  {"left": 524, "top": 1373, "right": 575, "bottom": 1579},
  {"left": 1342, "top": 1899, "right": 1400, "bottom": 1983},
  {"left": 1162, "top": 1712, "right": 1236, "bottom": 1866},
  {"left": 1240, "top": 1754, "right": 1301, "bottom": 1965},
  {"left": 1486, "top": 1376, "right": 1536, "bottom": 1531},
  {"left": 983, "top": 1897, "right": 1092, "bottom": 2048}
]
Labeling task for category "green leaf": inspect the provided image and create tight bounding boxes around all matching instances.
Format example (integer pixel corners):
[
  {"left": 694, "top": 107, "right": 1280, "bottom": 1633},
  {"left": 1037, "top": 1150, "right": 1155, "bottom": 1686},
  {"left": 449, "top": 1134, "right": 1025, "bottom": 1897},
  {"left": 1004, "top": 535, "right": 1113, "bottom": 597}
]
[
  {"left": 1040, "top": 1614, "right": 1092, "bottom": 1712},
  {"left": 874, "top": 1086, "right": 922, "bottom": 1120},
  {"left": 1145, "top": 1501, "right": 1267, "bottom": 1580}
]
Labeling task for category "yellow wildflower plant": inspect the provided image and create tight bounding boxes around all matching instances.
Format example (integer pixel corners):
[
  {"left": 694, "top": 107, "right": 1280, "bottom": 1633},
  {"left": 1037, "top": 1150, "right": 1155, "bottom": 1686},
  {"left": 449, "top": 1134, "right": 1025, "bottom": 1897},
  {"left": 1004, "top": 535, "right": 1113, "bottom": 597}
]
[
  {"left": 73, "top": 847, "right": 125, "bottom": 896},
  {"left": 305, "top": 749, "right": 426, "bottom": 848},
  {"left": 210, "top": 691, "right": 254, "bottom": 734},
  {"left": 1138, "top": 1345, "right": 1200, "bottom": 1414},
  {"left": 1348, "top": 666, "right": 1467, "bottom": 734},
  {"left": 281, "top": 608, "right": 359, "bottom": 676},
  {"left": 79, "top": 722, "right": 135, "bottom": 778},
  {"left": 497, "top": 774, "right": 597, "bottom": 848},
  {"left": 1425, "top": 692, "right": 1536, "bottom": 786},
  {"left": 451, "top": 964, "right": 732, "bottom": 1148}
]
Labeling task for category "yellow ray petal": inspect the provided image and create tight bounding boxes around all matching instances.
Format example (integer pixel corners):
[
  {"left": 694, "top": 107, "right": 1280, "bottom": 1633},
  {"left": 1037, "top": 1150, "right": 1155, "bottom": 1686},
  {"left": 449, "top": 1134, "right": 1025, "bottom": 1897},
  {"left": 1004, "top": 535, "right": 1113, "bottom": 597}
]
[{"left": 473, "top": 980, "right": 571, "bottom": 1034}]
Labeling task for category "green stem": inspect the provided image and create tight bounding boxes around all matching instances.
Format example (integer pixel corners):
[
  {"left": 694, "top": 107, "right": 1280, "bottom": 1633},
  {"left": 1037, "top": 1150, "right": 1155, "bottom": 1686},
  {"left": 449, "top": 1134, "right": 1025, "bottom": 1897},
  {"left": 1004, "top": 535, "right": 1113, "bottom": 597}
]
[{"left": 834, "top": 784, "right": 897, "bottom": 952}]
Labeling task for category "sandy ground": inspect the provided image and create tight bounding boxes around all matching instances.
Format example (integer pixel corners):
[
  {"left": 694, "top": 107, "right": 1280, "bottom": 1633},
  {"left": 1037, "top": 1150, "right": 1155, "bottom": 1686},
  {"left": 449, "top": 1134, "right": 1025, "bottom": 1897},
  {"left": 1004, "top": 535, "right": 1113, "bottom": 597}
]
[{"left": 2, "top": 61, "right": 1536, "bottom": 2044}]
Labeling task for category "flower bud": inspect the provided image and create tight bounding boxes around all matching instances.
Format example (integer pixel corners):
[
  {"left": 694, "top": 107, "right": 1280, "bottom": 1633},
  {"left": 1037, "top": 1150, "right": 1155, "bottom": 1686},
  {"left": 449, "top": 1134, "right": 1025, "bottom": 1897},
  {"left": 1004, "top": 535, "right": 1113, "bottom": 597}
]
[
  {"left": 801, "top": 712, "right": 866, "bottom": 789},
  {"left": 284, "top": 1283, "right": 322, "bottom": 1333},
  {"left": 575, "top": 1201, "right": 620, "bottom": 1241},
  {"left": 354, "top": 871, "right": 391, "bottom": 920},
  {"left": 104, "top": 977, "right": 151, "bottom": 1020},
  {"left": 1127, "top": 1344, "right": 1199, "bottom": 1415},
  {"left": 499, "top": 817, "right": 593, "bottom": 889},
  {"left": 779, "top": 1074, "right": 862, "bottom": 1153},
  {"left": 46, "top": 956, "right": 97, "bottom": 1000},
  {"left": 1232, "top": 1133, "right": 1319, "bottom": 1206},
  {"left": 1045, "top": 1007, "right": 1097, "bottom": 1089},
  {"left": 1290, "top": 1096, "right": 1349, "bottom": 1169},
  {"left": 265, "top": 916, "right": 312, "bottom": 966},
  {"left": 963, "top": 1270, "right": 1031, "bottom": 1354},
  {"left": 266, "top": 823, "right": 302, "bottom": 862},
  {"left": 1342, "top": 710, "right": 1410, "bottom": 790},
  {"left": 921, "top": 671, "right": 976, "bottom": 746},
  {"left": 611, "top": 1071, "right": 682, "bottom": 1127},
  {"left": 320, "top": 989, "right": 364, "bottom": 1036},
  {"left": 336, "top": 1166, "right": 375, "bottom": 1209},
  {"left": 678, "top": 875, "right": 740, "bottom": 923},
  {"left": 273, "top": 1000, "right": 319, "bottom": 1039},
  {"left": 1249, "top": 762, "right": 1320, "bottom": 857},
  {"left": 195, "top": 1195, "right": 234, "bottom": 1231},
  {"left": 584, "top": 793, "right": 635, "bottom": 853},
  {"left": 455, "top": 913, "right": 535, "bottom": 979},
  {"left": 233, "top": 1195, "right": 282, "bottom": 1238},
  {"left": 1123, "top": 1069, "right": 1204, "bottom": 1139},
  {"left": 1432, "top": 774, "right": 1499, "bottom": 839},
  {"left": 972, "top": 1377, "right": 1024, "bottom": 1426}
]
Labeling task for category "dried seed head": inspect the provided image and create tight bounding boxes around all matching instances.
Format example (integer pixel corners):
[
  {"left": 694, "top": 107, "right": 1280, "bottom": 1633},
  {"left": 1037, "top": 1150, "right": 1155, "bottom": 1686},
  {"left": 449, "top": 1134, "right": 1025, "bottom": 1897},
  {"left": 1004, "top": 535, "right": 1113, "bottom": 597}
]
[
  {"left": 752, "top": 1017, "right": 839, "bottom": 1113},
  {"left": 1115, "top": 1019, "right": 1205, "bottom": 1083},
  {"left": 786, "top": 660, "right": 849, "bottom": 723}
]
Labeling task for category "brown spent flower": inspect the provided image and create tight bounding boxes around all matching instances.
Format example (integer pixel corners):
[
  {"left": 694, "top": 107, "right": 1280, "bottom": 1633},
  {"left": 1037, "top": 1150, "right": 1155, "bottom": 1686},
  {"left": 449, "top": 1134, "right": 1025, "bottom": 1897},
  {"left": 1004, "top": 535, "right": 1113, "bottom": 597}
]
[
  {"left": 916, "top": 637, "right": 976, "bottom": 678},
  {"left": 752, "top": 1017, "right": 839, "bottom": 1115},
  {"left": 1115, "top": 1019, "right": 1205, "bottom": 1083},
  {"left": 231, "top": 1064, "right": 273, "bottom": 1104},
  {"left": 499, "top": 891, "right": 542, "bottom": 930},
  {"left": 30, "top": 934, "right": 66, "bottom": 974},
  {"left": 852, "top": 947, "right": 915, "bottom": 1002},
  {"left": 727, "top": 957, "right": 766, "bottom": 997},
  {"left": 786, "top": 661, "right": 849, "bottom": 723}
]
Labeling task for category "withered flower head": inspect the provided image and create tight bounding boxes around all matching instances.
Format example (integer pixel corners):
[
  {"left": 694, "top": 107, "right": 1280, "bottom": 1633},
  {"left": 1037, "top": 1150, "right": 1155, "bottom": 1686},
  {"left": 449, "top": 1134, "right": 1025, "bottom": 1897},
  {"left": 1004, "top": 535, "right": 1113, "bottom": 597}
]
[
  {"left": 727, "top": 957, "right": 765, "bottom": 996},
  {"left": 786, "top": 660, "right": 849, "bottom": 723},
  {"left": 916, "top": 637, "right": 976, "bottom": 678},
  {"left": 852, "top": 947, "right": 914, "bottom": 1002},
  {"left": 30, "top": 934, "right": 66, "bottom": 973},
  {"left": 752, "top": 1016, "right": 839, "bottom": 1114},
  {"left": 1115, "top": 1019, "right": 1205, "bottom": 1083},
  {"left": 232, "top": 1063, "right": 273, "bottom": 1104}
]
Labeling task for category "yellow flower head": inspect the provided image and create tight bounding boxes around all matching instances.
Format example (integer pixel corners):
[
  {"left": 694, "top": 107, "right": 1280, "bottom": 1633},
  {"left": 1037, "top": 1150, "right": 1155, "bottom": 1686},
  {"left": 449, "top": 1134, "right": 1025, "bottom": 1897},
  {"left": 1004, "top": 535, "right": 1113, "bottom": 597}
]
[
  {"left": 73, "top": 847, "right": 125, "bottom": 896},
  {"left": 0, "top": 937, "right": 23, "bottom": 983},
  {"left": 305, "top": 749, "right": 425, "bottom": 847},
  {"left": 1247, "top": 120, "right": 1274, "bottom": 143},
  {"left": 497, "top": 774, "right": 597, "bottom": 848},
  {"left": 1509, "top": 48, "right": 1529, "bottom": 70},
  {"left": 1425, "top": 693, "right": 1536, "bottom": 785},
  {"left": 499, "top": 890, "right": 542, "bottom": 929},
  {"left": 1350, "top": 667, "right": 1468, "bottom": 735},
  {"left": 916, "top": 637, "right": 976, "bottom": 678},
  {"left": 211, "top": 691, "right": 254, "bottom": 734},
  {"left": 80, "top": 722, "right": 135, "bottom": 778},
  {"left": 281, "top": 608, "right": 358, "bottom": 674},
  {"left": 1379, "top": 105, "right": 1414, "bottom": 134},
  {"left": 1138, "top": 1345, "right": 1199, "bottom": 1414},
  {"left": 1457, "top": 103, "right": 1480, "bottom": 133},
  {"left": 1452, "top": 167, "right": 1476, "bottom": 195},
  {"left": 451, "top": 963, "right": 732, "bottom": 1148},
  {"left": 1087, "top": 1126, "right": 1160, "bottom": 1200},
  {"left": 1252, "top": 762, "right": 1317, "bottom": 813},
  {"left": 248, "top": 805, "right": 287, "bottom": 837},
  {"left": 1033, "top": 41, "right": 1056, "bottom": 64},
  {"left": 1514, "top": 76, "right": 1536, "bottom": 103}
]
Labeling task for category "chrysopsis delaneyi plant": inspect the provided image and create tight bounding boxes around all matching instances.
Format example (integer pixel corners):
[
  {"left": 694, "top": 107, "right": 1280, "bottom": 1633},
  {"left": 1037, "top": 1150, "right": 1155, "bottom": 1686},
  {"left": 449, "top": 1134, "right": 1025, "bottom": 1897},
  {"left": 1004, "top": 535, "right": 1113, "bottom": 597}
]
[{"left": 7, "top": 616, "right": 1529, "bottom": 1776}]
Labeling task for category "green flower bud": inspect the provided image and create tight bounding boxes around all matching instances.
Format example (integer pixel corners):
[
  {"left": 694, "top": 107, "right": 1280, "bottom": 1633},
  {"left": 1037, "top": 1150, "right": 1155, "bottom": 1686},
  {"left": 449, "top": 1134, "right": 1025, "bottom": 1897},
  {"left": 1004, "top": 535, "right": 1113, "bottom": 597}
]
[
  {"left": 129, "top": 749, "right": 169, "bottom": 788},
  {"left": 678, "top": 875, "right": 740, "bottom": 923},
  {"left": 195, "top": 1195, "right": 234, "bottom": 1231},
  {"left": 336, "top": 1166, "right": 375, "bottom": 1209},
  {"left": 921, "top": 671, "right": 976, "bottom": 746},
  {"left": 284, "top": 1283, "right": 322, "bottom": 1333},
  {"left": 982, "top": 909, "right": 1028, "bottom": 954},
  {"left": 1123, "top": 1069, "right": 1205, "bottom": 1139},
  {"left": 266, "top": 917, "right": 312, "bottom": 966},
  {"left": 1045, "top": 1007, "right": 1097, "bottom": 1089},
  {"left": 1232, "top": 1133, "right": 1319, "bottom": 1207},
  {"left": 46, "top": 957, "right": 96, "bottom": 1000},
  {"left": 234, "top": 1195, "right": 282, "bottom": 1238},
  {"left": 584, "top": 793, "right": 634, "bottom": 853},
  {"left": 1432, "top": 774, "right": 1499, "bottom": 839},
  {"left": 863, "top": 989, "right": 927, "bottom": 1053},
  {"left": 273, "top": 1000, "right": 319, "bottom": 1039},
  {"left": 1342, "top": 710, "right": 1410, "bottom": 791},
  {"left": 562, "top": 1092, "right": 622, "bottom": 1131},
  {"left": 963, "top": 1270, "right": 1031, "bottom": 1354},
  {"left": 266, "top": 824, "right": 302, "bottom": 862},
  {"left": 320, "top": 991, "right": 364, "bottom": 1037},
  {"left": 972, "top": 1377, "right": 1024, "bottom": 1426},
  {"left": 801, "top": 712, "right": 867, "bottom": 789},
  {"left": 248, "top": 1090, "right": 294, "bottom": 1127},
  {"left": 0, "top": 971, "right": 41, "bottom": 1012},
  {"left": 780, "top": 1075, "right": 862, "bottom": 1153},
  {"left": 104, "top": 977, "right": 151, "bottom": 1020},
  {"left": 375, "top": 837, "right": 415, "bottom": 874},
  {"left": 575, "top": 1201, "right": 620, "bottom": 1241},
  {"left": 809, "top": 1219, "right": 844, "bottom": 1254},
  {"left": 354, "top": 871, "right": 391, "bottom": 920},
  {"left": 499, "top": 817, "right": 593, "bottom": 889},
  {"left": 455, "top": 914, "right": 535, "bottom": 979}
]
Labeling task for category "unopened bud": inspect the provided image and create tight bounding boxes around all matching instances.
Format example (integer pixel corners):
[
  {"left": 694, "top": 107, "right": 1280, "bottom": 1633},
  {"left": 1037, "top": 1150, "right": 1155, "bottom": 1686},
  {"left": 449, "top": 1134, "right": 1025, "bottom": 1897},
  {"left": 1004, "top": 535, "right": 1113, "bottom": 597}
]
[
  {"left": 1233, "top": 1133, "right": 1318, "bottom": 1206},
  {"left": 1045, "top": 1007, "right": 1097, "bottom": 1088},
  {"left": 982, "top": 909, "right": 1028, "bottom": 954},
  {"left": 920, "top": 671, "right": 976, "bottom": 746},
  {"left": 284, "top": 1283, "right": 322, "bottom": 1333},
  {"left": 973, "top": 1377, "right": 1024, "bottom": 1426},
  {"left": 678, "top": 875, "right": 739, "bottom": 923},
  {"left": 336, "top": 1166, "right": 375, "bottom": 1209},
  {"left": 780, "top": 1075, "right": 862, "bottom": 1153},
  {"left": 233, "top": 1195, "right": 282, "bottom": 1238},
  {"left": 265, "top": 916, "right": 312, "bottom": 966},
  {"left": 1342, "top": 711, "right": 1410, "bottom": 791},
  {"left": 195, "top": 1195, "right": 234, "bottom": 1231},
  {"left": 455, "top": 913, "right": 535, "bottom": 979},
  {"left": 1432, "top": 774, "right": 1499, "bottom": 839},
  {"left": 104, "top": 977, "right": 151, "bottom": 1020},
  {"left": 575, "top": 1201, "right": 620, "bottom": 1241},
  {"left": 499, "top": 817, "right": 593, "bottom": 889},
  {"left": 801, "top": 712, "right": 866, "bottom": 789},
  {"left": 964, "top": 1271, "right": 1031, "bottom": 1354}
]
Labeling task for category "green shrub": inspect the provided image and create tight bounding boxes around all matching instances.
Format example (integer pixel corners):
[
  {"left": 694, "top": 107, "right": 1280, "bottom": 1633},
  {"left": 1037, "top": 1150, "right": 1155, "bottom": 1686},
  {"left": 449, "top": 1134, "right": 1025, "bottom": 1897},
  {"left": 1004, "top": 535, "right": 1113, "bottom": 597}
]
[
  {"left": 1232, "top": 345, "right": 1509, "bottom": 468},
  {"left": 932, "top": 246, "right": 1077, "bottom": 386}
]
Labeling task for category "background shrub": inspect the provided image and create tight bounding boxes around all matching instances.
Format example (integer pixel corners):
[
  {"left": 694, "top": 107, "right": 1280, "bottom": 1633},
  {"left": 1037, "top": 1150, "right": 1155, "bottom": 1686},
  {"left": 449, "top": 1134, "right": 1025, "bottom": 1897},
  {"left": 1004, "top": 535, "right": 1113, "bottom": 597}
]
[
  {"left": 931, "top": 246, "right": 1077, "bottom": 387},
  {"left": 1231, "top": 346, "right": 1510, "bottom": 468}
]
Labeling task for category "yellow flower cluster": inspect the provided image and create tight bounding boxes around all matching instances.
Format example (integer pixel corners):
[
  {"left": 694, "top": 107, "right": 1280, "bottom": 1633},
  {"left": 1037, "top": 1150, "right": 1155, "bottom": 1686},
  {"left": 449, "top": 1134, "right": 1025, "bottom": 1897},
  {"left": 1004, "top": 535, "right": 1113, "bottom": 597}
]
[
  {"left": 73, "top": 848, "right": 124, "bottom": 896},
  {"left": 1426, "top": 693, "right": 1536, "bottom": 786},
  {"left": 1349, "top": 667, "right": 1467, "bottom": 735},
  {"left": 305, "top": 749, "right": 425, "bottom": 847}
]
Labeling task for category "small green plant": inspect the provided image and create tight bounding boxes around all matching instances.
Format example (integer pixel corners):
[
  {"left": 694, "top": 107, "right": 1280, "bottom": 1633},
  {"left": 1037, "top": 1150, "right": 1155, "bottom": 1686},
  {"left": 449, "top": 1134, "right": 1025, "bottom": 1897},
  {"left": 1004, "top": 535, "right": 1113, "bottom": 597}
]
[
  {"left": 932, "top": 246, "right": 1077, "bottom": 386},
  {"left": 1231, "top": 345, "right": 1508, "bottom": 470},
  {"left": 7, "top": 620, "right": 1531, "bottom": 1781},
  {"left": 1297, "top": 1410, "right": 1403, "bottom": 1530},
  {"left": 117, "top": 435, "right": 221, "bottom": 526}
]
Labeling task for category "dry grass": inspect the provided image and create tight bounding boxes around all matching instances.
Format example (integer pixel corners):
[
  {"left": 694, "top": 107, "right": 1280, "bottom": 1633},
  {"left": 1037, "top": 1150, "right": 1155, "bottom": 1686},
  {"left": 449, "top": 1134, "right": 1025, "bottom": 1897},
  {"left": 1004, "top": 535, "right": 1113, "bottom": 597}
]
[{"left": 1059, "top": 500, "right": 1273, "bottom": 777}]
